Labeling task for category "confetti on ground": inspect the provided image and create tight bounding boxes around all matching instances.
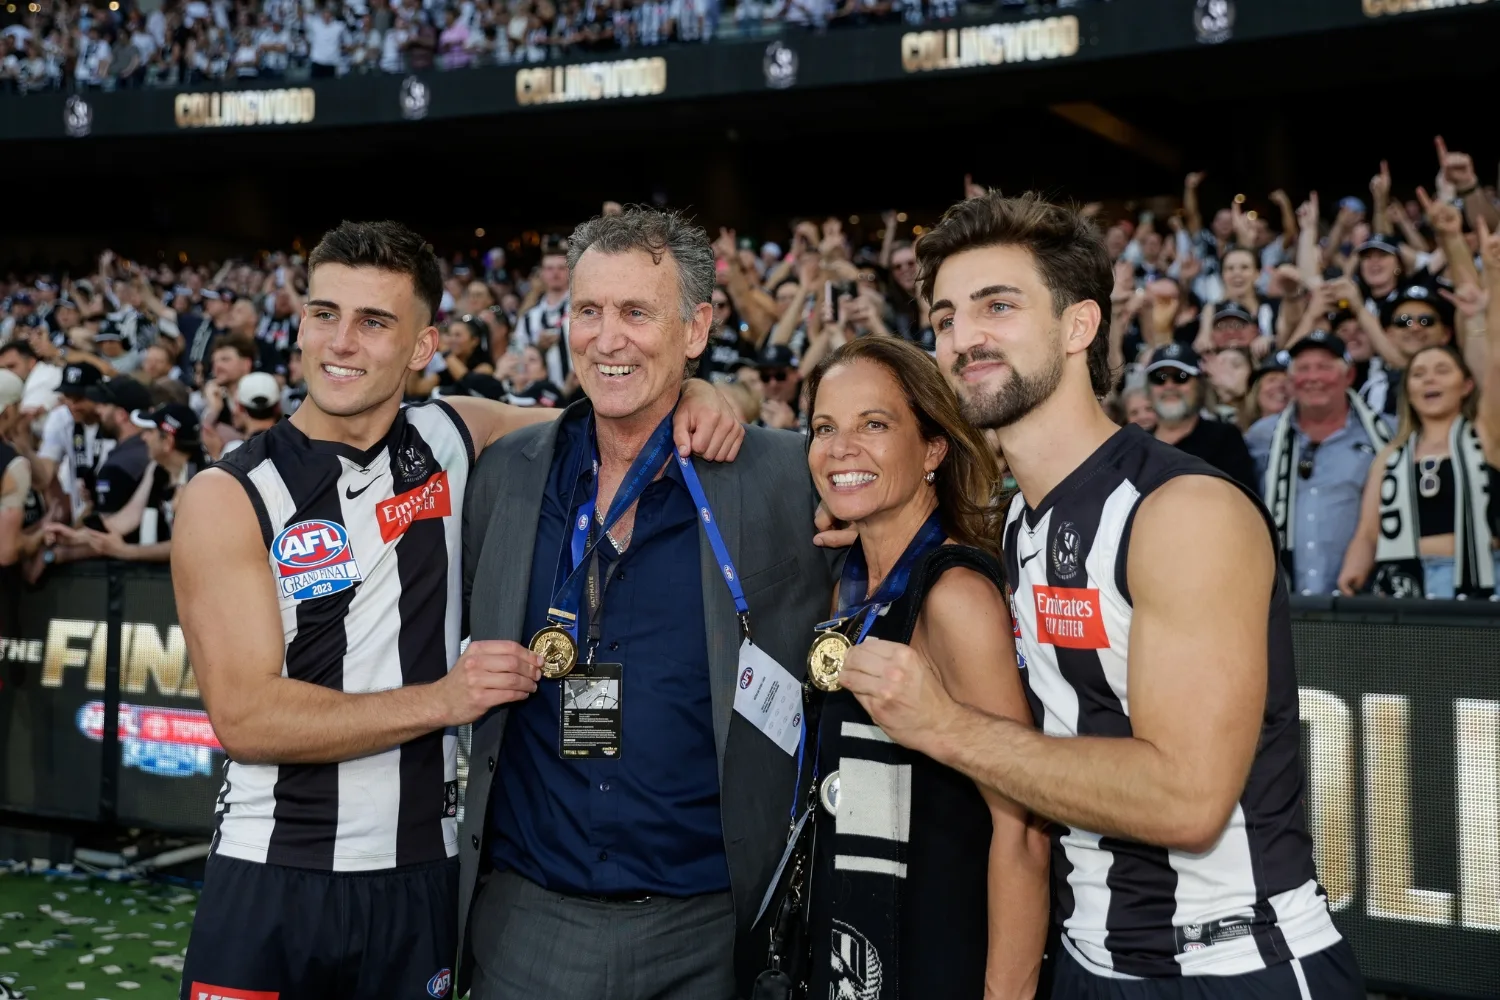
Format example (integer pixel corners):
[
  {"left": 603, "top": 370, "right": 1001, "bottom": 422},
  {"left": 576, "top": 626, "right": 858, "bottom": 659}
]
[
  {"left": 150, "top": 942, "right": 175, "bottom": 949},
  {"left": 67, "top": 983, "right": 86, "bottom": 990},
  {"left": 103, "top": 965, "right": 122, "bottom": 975},
  {"left": 78, "top": 954, "right": 94, "bottom": 964},
  {"left": 92, "top": 946, "right": 113, "bottom": 955},
  {"left": 117, "top": 982, "right": 140, "bottom": 990}
]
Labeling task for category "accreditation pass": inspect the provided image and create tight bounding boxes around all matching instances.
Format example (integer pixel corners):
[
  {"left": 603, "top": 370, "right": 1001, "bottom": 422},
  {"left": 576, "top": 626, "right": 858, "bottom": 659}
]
[
  {"left": 560, "top": 661, "right": 623, "bottom": 759},
  {"left": 733, "top": 640, "right": 803, "bottom": 757}
]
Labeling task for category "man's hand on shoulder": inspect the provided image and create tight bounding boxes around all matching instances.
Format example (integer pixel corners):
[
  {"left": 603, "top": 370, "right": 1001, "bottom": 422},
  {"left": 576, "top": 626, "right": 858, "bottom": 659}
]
[{"left": 675, "top": 379, "right": 744, "bottom": 462}]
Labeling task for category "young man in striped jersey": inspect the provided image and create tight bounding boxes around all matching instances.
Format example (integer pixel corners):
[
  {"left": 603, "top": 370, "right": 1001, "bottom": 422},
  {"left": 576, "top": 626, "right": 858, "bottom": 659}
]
[
  {"left": 171, "top": 220, "right": 743, "bottom": 1000},
  {"left": 835, "top": 193, "right": 1364, "bottom": 998}
]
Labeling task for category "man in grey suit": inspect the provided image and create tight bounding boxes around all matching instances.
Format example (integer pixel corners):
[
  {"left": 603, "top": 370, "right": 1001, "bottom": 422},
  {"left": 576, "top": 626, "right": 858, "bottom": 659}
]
[{"left": 457, "top": 207, "right": 836, "bottom": 999}]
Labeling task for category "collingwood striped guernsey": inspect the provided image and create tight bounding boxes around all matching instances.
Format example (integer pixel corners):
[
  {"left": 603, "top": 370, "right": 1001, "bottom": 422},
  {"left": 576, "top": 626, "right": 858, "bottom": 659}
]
[
  {"left": 1002, "top": 425, "right": 1342, "bottom": 978},
  {"left": 211, "top": 400, "right": 472, "bottom": 872}
]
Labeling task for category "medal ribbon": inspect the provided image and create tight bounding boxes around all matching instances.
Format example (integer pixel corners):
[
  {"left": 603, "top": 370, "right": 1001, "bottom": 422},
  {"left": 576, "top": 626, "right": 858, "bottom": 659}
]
[
  {"left": 815, "top": 511, "right": 946, "bottom": 642},
  {"left": 544, "top": 409, "right": 678, "bottom": 641}
]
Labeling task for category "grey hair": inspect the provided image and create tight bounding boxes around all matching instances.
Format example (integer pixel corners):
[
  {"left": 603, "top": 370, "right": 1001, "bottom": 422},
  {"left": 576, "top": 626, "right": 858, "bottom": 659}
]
[{"left": 565, "top": 206, "right": 715, "bottom": 324}]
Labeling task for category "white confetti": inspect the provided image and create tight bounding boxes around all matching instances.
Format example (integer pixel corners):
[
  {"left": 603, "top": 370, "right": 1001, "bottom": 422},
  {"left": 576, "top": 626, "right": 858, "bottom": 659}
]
[
  {"left": 149, "top": 923, "right": 165, "bottom": 930},
  {"left": 151, "top": 941, "right": 175, "bottom": 948},
  {"left": 123, "top": 933, "right": 147, "bottom": 940},
  {"left": 0, "top": 946, "right": 8, "bottom": 955},
  {"left": 173, "top": 921, "right": 187, "bottom": 929},
  {"left": 100, "top": 933, "right": 122, "bottom": 941},
  {"left": 169, "top": 893, "right": 194, "bottom": 905},
  {"left": 92, "top": 945, "right": 113, "bottom": 954},
  {"left": 13, "top": 940, "right": 35, "bottom": 948},
  {"left": 54, "top": 892, "right": 69, "bottom": 901},
  {"left": 0, "top": 913, "right": 21, "bottom": 920},
  {"left": 102, "top": 965, "right": 122, "bottom": 975},
  {"left": 79, "top": 953, "right": 95, "bottom": 964},
  {"left": 149, "top": 954, "right": 185, "bottom": 972},
  {"left": 116, "top": 982, "right": 140, "bottom": 990},
  {"left": 67, "top": 984, "right": 86, "bottom": 991}
]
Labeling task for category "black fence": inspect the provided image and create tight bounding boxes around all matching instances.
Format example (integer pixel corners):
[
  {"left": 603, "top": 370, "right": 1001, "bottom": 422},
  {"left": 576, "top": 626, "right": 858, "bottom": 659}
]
[
  {"left": 1, "top": 0, "right": 1491, "bottom": 141},
  {"left": 1, "top": 564, "right": 1498, "bottom": 997}
]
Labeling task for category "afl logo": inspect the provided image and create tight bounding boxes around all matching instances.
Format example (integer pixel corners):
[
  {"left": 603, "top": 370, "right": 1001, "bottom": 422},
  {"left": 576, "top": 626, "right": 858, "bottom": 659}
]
[
  {"left": 739, "top": 666, "right": 754, "bottom": 689},
  {"left": 275, "top": 519, "right": 349, "bottom": 567},
  {"left": 700, "top": 506, "right": 713, "bottom": 523},
  {"left": 426, "top": 967, "right": 452, "bottom": 997},
  {"left": 272, "top": 519, "right": 363, "bottom": 601},
  {"left": 578, "top": 513, "right": 590, "bottom": 531}
]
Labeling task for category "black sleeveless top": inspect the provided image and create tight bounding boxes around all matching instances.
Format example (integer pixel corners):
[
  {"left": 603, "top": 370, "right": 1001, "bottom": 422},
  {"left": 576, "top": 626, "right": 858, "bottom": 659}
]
[{"left": 808, "top": 544, "right": 1001, "bottom": 1000}]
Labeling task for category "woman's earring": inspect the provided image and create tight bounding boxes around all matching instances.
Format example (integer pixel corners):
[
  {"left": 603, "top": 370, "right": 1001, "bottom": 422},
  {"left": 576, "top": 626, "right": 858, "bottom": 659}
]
[{"left": 925, "top": 470, "right": 936, "bottom": 483}]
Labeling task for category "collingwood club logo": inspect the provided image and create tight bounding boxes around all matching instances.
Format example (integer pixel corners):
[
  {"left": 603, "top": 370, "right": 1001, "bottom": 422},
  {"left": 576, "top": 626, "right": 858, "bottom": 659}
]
[
  {"left": 1193, "top": 0, "right": 1234, "bottom": 44},
  {"left": 400, "top": 75, "right": 430, "bottom": 121},
  {"left": 763, "top": 40, "right": 797, "bottom": 90},
  {"left": 64, "top": 95, "right": 93, "bottom": 138},
  {"left": 1052, "top": 521, "right": 1081, "bottom": 581}
]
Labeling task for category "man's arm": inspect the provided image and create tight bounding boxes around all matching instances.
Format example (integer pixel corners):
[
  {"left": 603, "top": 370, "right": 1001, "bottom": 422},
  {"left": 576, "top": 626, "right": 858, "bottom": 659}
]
[
  {"left": 842, "top": 476, "right": 1272, "bottom": 853},
  {"left": 0, "top": 460, "right": 26, "bottom": 566},
  {"left": 912, "top": 568, "right": 1048, "bottom": 1000},
  {"left": 173, "top": 469, "right": 541, "bottom": 765},
  {"left": 445, "top": 378, "right": 745, "bottom": 461}
]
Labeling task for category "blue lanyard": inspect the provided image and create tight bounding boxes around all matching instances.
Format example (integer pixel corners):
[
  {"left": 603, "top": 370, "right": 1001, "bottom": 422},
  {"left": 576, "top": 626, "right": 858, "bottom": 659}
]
[
  {"left": 675, "top": 452, "right": 751, "bottom": 637},
  {"left": 817, "top": 511, "right": 947, "bottom": 641},
  {"left": 544, "top": 410, "right": 677, "bottom": 640}
]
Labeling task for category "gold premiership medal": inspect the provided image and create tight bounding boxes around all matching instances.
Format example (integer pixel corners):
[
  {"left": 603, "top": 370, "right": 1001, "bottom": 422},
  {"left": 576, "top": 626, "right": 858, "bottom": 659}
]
[
  {"left": 807, "top": 630, "right": 853, "bottom": 693},
  {"left": 530, "top": 625, "right": 578, "bottom": 680}
]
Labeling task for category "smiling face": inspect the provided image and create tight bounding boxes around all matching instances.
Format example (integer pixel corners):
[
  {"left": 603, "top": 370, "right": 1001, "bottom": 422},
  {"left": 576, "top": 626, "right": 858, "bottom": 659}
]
[
  {"left": 1387, "top": 300, "right": 1447, "bottom": 362},
  {"left": 1147, "top": 368, "right": 1199, "bottom": 421},
  {"left": 1256, "top": 371, "right": 1290, "bottom": 416},
  {"left": 1405, "top": 347, "right": 1472, "bottom": 424},
  {"left": 567, "top": 246, "right": 709, "bottom": 426},
  {"left": 1289, "top": 349, "right": 1352, "bottom": 413},
  {"left": 300, "top": 263, "right": 437, "bottom": 420},
  {"left": 808, "top": 358, "right": 946, "bottom": 526},
  {"left": 1221, "top": 249, "right": 1257, "bottom": 298},
  {"left": 931, "top": 244, "right": 1070, "bottom": 430},
  {"left": 1359, "top": 249, "right": 1398, "bottom": 293}
]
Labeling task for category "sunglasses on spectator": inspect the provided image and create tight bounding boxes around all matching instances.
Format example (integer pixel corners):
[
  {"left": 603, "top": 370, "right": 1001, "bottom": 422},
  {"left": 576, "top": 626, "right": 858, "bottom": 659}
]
[
  {"left": 1392, "top": 313, "right": 1438, "bottom": 329},
  {"left": 1147, "top": 368, "right": 1195, "bottom": 385},
  {"left": 1299, "top": 441, "right": 1321, "bottom": 480},
  {"left": 762, "top": 368, "right": 792, "bottom": 382}
]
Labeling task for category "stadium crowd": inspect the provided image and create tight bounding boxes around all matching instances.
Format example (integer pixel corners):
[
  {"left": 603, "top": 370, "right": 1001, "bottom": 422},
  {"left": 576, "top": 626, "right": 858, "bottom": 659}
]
[
  {"left": 3, "top": 138, "right": 1500, "bottom": 601},
  {"left": 0, "top": 0, "right": 1095, "bottom": 92}
]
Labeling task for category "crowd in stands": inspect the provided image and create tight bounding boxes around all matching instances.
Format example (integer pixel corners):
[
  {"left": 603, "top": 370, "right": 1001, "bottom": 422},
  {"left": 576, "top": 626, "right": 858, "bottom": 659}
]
[
  {"left": 0, "top": 0, "right": 1095, "bottom": 92},
  {"left": 3, "top": 136, "right": 1499, "bottom": 601}
]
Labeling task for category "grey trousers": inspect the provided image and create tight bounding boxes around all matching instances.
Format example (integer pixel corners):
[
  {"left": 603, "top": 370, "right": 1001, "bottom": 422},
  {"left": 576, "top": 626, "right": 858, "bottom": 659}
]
[{"left": 469, "top": 870, "right": 738, "bottom": 1000}]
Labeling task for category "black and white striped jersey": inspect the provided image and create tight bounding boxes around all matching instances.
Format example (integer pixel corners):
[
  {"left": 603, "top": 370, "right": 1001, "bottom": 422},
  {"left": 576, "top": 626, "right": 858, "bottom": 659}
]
[
  {"left": 1002, "top": 426, "right": 1342, "bottom": 978},
  {"left": 212, "top": 401, "right": 473, "bottom": 872}
]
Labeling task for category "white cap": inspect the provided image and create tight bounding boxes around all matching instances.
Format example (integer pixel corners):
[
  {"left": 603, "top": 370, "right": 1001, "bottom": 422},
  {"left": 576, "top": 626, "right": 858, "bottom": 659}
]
[
  {"left": 0, "top": 369, "right": 23, "bottom": 410},
  {"left": 237, "top": 371, "right": 281, "bottom": 412}
]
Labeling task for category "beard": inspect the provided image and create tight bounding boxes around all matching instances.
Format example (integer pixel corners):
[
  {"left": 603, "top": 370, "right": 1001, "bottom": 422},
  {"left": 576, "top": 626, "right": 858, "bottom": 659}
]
[{"left": 951, "top": 336, "right": 1065, "bottom": 430}]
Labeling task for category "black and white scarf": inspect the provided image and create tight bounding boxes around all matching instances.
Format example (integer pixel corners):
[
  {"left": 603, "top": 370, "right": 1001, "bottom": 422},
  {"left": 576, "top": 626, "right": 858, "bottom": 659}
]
[
  {"left": 1266, "top": 390, "right": 1389, "bottom": 579},
  {"left": 1374, "top": 418, "right": 1494, "bottom": 598}
]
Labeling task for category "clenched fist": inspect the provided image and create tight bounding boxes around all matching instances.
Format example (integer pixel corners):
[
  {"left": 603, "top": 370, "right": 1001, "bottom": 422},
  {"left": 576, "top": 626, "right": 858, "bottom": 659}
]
[{"left": 437, "top": 640, "right": 543, "bottom": 726}]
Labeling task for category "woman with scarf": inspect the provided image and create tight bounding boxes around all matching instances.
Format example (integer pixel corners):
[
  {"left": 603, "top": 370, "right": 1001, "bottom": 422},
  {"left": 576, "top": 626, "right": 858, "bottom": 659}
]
[
  {"left": 795, "top": 337, "right": 1047, "bottom": 999},
  {"left": 1338, "top": 344, "right": 1500, "bottom": 598}
]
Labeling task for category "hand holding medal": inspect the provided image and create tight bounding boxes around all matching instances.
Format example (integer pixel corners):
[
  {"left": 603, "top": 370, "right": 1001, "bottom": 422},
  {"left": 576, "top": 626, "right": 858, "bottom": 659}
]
[{"left": 805, "top": 512, "right": 945, "bottom": 693}]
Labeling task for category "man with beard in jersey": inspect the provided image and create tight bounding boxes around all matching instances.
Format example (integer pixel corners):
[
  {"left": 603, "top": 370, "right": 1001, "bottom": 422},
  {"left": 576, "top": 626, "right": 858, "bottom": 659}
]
[
  {"left": 171, "top": 220, "right": 744, "bottom": 1000},
  {"left": 821, "top": 192, "right": 1362, "bottom": 999}
]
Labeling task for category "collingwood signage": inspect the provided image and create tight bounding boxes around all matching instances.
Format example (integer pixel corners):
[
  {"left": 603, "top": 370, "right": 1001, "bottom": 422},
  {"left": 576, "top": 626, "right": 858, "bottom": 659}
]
[
  {"left": 515, "top": 56, "right": 667, "bottom": 106},
  {"left": 901, "top": 15, "right": 1079, "bottom": 74},
  {"left": 174, "top": 87, "right": 316, "bottom": 129},
  {"left": 1364, "top": 0, "right": 1489, "bottom": 15}
]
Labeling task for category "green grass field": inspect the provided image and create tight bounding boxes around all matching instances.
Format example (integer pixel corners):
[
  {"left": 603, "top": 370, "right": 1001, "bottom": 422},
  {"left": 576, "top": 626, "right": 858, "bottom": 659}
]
[{"left": 0, "top": 870, "right": 195, "bottom": 999}]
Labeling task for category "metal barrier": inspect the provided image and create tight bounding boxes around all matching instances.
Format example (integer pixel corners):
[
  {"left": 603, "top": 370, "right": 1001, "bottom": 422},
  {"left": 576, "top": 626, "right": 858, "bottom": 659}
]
[{"left": 1, "top": 565, "right": 1497, "bottom": 997}]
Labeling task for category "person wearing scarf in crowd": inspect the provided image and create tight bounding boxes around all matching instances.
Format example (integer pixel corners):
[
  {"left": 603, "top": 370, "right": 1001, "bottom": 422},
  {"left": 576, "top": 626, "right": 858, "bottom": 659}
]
[
  {"left": 1338, "top": 344, "right": 1500, "bottom": 599},
  {"left": 1245, "top": 330, "right": 1392, "bottom": 594},
  {"left": 799, "top": 337, "right": 1047, "bottom": 1000}
]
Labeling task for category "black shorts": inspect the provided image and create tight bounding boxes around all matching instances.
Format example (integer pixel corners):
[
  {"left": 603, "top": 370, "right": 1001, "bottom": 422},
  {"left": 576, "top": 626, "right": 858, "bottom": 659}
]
[
  {"left": 181, "top": 853, "right": 459, "bottom": 1000},
  {"left": 1051, "top": 938, "right": 1364, "bottom": 1000}
]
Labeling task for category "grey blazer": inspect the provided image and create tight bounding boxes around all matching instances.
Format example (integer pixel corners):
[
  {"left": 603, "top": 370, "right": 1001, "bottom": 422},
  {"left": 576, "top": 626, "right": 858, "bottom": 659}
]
[{"left": 455, "top": 403, "right": 838, "bottom": 996}]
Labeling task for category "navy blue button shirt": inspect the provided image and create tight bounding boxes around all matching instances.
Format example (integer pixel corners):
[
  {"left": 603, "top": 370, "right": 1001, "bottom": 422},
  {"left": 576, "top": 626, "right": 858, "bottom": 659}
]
[{"left": 490, "top": 411, "right": 729, "bottom": 896}]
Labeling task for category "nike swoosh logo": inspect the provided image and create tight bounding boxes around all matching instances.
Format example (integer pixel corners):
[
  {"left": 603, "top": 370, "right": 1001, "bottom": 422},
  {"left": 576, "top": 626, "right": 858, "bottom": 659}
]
[
  {"left": 345, "top": 480, "right": 377, "bottom": 500},
  {"left": 1019, "top": 550, "right": 1040, "bottom": 568}
]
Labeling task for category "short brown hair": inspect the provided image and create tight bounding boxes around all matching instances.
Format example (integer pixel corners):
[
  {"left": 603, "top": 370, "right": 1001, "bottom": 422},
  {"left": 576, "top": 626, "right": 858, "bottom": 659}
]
[
  {"left": 308, "top": 220, "right": 443, "bottom": 323},
  {"left": 805, "top": 337, "right": 1002, "bottom": 556},
  {"left": 210, "top": 334, "right": 256, "bottom": 363},
  {"left": 916, "top": 191, "right": 1114, "bottom": 396}
]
